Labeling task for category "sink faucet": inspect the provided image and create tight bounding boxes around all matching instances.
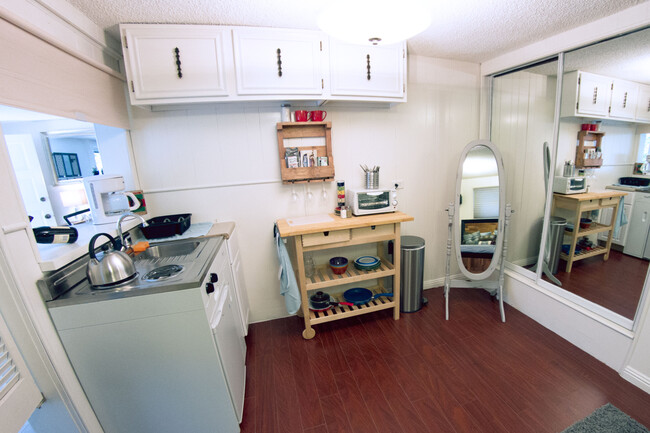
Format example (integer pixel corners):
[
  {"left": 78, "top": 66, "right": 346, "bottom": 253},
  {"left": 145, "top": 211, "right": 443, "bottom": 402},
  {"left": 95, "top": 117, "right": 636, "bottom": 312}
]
[{"left": 116, "top": 212, "right": 148, "bottom": 250}]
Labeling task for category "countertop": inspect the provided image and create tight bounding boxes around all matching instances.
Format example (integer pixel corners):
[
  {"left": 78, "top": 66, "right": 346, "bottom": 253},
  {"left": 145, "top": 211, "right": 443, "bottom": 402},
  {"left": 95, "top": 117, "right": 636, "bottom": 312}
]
[
  {"left": 552, "top": 190, "right": 627, "bottom": 201},
  {"left": 37, "top": 219, "right": 236, "bottom": 273},
  {"left": 276, "top": 211, "right": 414, "bottom": 237}
]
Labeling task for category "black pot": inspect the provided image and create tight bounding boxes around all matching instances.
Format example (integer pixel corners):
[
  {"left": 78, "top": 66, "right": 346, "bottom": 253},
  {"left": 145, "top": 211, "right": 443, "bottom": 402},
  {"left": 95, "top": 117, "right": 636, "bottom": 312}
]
[{"left": 310, "top": 291, "right": 330, "bottom": 309}]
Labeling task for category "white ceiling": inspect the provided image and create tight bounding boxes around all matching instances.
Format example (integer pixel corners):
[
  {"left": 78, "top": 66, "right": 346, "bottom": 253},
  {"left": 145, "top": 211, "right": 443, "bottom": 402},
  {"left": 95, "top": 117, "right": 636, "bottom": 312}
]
[{"left": 65, "top": 0, "right": 648, "bottom": 63}]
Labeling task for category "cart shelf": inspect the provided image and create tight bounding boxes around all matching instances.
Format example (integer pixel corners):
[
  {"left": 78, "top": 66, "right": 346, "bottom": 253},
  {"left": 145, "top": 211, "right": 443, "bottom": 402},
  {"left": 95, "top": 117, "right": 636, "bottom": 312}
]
[
  {"left": 309, "top": 288, "right": 395, "bottom": 325},
  {"left": 305, "top": 259, "right": 395, "bottom": 290}
]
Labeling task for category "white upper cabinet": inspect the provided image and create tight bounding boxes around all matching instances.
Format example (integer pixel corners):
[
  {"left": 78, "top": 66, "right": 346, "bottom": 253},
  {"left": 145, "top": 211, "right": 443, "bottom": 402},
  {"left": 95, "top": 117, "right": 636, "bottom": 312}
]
[
  {"left": 329, "top": 40, "right": 406, "bottom": 100},
  {"left": 120, "top": 24, "right": 234, "bottom": 104},
  {"left": 232, "top": 28, "right": 325, "bottom": 96},
  {"left": 636, "top": 84, "right": 650, "bottom": 122},
  {"left": 119, "top": 24, "right": 409, "bottom": 106},
  {"left": 561, "top": 71, "right": 612, "bottom": 117},
  {"left": 609, "top": 79, "right": 638, "bottom": 119},
  {"left": 561, "top": 70, "right": 648, "bottom": 123}
]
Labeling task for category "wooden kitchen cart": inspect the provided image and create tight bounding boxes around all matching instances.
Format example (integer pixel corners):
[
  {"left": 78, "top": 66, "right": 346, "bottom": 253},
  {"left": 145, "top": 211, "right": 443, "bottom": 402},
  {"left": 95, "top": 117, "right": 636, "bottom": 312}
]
[
  {"left": 552, "top": 191, "right": 626, "bottom": 272},
  {"left": 276, "top": 212, "right": 414, "bottom": 339}
]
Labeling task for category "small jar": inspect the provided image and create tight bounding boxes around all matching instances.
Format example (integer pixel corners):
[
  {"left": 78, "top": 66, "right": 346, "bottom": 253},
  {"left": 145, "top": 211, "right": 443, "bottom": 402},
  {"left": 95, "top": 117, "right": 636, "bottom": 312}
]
[
  {"left": 304, "top": 255, "right": 315, "bottom": 278},
  {"left": 340, "top": 206, "right": 348, "bottom": 219}
]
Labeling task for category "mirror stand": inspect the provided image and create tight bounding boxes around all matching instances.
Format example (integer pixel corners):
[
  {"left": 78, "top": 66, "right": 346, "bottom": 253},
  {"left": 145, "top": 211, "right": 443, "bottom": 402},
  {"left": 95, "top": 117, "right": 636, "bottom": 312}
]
[{"left": 444, "top": 202, "right": 513, "bottom": 322}]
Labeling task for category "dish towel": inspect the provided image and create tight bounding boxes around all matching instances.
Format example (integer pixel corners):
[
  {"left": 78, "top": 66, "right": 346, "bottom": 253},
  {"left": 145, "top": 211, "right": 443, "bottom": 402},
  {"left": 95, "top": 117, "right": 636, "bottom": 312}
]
[
  {"left": 274, "top": 224, "right": 301, "bottom": 315},
  {"left": 613, "top": 196, "right": 628, "bottom": 239}
]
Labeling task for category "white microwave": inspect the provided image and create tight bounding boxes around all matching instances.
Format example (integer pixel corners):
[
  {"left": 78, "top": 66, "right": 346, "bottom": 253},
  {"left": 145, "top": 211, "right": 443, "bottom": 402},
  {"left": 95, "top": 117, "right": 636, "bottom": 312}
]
[
  {"left": 553, "top": 176, "right": 587, "bottom": 194},
  {"left": 348, "top": 188, "right": 398, "bottom": 216}
]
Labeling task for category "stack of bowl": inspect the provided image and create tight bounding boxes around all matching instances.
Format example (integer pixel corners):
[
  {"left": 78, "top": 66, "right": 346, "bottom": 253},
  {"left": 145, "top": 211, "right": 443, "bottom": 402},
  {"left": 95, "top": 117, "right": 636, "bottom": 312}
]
[{"left": 354, "top": 255, "right": 381, "bottom": 271}]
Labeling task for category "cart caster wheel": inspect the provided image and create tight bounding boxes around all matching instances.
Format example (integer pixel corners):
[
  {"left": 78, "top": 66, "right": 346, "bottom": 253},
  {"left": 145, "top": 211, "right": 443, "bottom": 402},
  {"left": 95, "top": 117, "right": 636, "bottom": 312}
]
[{"left": 302, "top": 328, "right": 316, "bottom": 339}]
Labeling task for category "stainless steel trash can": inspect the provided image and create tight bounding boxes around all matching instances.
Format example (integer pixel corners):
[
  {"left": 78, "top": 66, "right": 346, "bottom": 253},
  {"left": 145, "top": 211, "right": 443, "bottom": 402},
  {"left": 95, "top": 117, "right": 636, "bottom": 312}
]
[
  {"left": 548, "top": 216, "right": 567, "bottom": 274},
  {"left": 400, "top": 235, "right": 425, "bottom": 313}
]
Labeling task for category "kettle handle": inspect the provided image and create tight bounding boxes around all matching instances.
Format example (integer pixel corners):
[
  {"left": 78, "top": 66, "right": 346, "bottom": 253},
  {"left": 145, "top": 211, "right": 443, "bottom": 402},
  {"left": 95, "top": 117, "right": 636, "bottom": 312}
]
[{"left": 88, "top": 233, "right": 117, "bottom": 259}]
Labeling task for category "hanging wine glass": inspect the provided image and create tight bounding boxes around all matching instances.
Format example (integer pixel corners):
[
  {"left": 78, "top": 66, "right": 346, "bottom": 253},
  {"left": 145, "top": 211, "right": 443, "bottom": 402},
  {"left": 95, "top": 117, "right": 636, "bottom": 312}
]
[
  {"left": 306, "top": 184, "right": 313, "bottom": 201},
  {"left": 291, "top": 183, "right": 299, "bottom": 201},
  {"left": 321, "top": 183, "right": 328, "bottom": 201}
]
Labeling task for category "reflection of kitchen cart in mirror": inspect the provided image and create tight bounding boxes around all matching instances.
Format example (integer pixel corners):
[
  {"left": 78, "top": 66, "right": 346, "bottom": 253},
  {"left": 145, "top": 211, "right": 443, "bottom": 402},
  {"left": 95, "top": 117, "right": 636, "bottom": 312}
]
[{"left": 444, "top": 140, "right": 513, "bottom": 322}]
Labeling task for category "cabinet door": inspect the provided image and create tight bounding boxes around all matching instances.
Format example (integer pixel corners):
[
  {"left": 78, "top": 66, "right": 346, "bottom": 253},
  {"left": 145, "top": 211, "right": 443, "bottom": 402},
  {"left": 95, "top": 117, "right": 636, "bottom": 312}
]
[
  {"left": 121, "top": 25, "right": 233, "bottom": 102},
  {"left": 598, "top": 203, "right": 631, "bottom": 245},
  {"left": 636, "top": 84, "right": 650, "bottom": 122},
  {"left": 329, "top": 40, "right": 405, "bottom": 98},
  {"left": 576, "top": 71, "right": 612, "bottom": 116},
  {"left": 233, "top": 28, "right": 324, "bottom": 95},
  {"left": 609, "top": 79, "right": 638, "bottom": 119},
  {"left": 214, "top": 282, "right": 246, "bottom": 422}
]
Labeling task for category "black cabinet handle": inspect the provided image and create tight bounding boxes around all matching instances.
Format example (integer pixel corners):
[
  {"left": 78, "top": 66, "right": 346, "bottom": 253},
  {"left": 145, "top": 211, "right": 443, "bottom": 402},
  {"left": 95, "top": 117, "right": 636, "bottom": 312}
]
[
  {"left": 277, "top": 48, "right": 283, "bottom": 77},
  {"left": 205, "top": 282, "right": 214, "bottom": 294},
  {"left": 174, "top": 47, "right": 182, "bottom": 78},
  {"left": 367, "top": 54, "right": 371, "bottom": 80},
  {"left": 210, "top": 273, "right": 219, "bottom": 283}
]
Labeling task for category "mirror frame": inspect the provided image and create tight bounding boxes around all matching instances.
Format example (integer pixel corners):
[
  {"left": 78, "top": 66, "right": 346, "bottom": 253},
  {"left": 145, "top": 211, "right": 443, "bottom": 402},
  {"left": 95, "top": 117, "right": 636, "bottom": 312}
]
[{"left": 454, "top": 139, "right": 507, "bottom": 281}]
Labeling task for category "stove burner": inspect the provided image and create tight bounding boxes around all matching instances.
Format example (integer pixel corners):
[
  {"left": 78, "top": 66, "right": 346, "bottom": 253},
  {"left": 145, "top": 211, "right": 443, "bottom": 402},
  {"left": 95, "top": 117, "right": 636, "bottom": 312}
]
[{"left": 142, "top": 265, "right": 184, "bottom": 282}]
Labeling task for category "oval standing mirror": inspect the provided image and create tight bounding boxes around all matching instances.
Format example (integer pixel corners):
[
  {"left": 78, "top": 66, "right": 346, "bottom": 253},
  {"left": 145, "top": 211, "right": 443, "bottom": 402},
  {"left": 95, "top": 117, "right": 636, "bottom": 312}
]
[{"left": 454, "top": 140, "right": 506, "bottom": 280}]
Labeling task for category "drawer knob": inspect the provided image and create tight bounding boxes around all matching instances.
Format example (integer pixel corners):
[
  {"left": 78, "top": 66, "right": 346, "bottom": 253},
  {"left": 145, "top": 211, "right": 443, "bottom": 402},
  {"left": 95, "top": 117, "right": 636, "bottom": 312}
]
[
  {"left": 205, "top": 282, "right": 215, "bottom": 294},
  {"left": 210, "top": 273, "right": 219, "bottom": 283}
]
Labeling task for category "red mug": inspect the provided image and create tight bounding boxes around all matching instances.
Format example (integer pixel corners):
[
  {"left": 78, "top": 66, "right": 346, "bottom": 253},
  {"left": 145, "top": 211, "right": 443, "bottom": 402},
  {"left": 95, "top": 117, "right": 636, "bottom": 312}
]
[
  {"left": 310, "top": 110, "right": 327, "bottom": 122},
  {"left": 294, "top": 110, "right": 309, "bottom": 122}
]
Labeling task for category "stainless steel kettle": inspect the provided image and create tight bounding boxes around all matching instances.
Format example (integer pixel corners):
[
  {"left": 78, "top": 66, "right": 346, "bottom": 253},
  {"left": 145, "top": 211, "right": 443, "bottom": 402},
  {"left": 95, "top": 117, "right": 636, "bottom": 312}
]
[{"left": 87, "top": 233, "right": 136, "bottom": 287}]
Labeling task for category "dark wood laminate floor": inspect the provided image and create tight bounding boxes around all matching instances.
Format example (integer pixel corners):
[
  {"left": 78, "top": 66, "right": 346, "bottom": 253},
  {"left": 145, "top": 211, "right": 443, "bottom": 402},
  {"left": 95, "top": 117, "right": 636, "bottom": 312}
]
[
  {"left": 240, "top": 288, "right": 650, "bottom": 433},
  {"left": 542, "top": 249, "right": 648, "bottom": 319}
]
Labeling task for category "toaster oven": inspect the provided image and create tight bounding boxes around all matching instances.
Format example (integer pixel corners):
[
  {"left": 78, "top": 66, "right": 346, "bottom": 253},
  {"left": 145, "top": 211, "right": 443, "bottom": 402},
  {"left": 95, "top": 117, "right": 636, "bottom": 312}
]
[
  {"left": 348, "top": 188, "right": 398, "bottom": 216},
  {"left": 552, "top": 176, "right": 587, "bottom": 194}
]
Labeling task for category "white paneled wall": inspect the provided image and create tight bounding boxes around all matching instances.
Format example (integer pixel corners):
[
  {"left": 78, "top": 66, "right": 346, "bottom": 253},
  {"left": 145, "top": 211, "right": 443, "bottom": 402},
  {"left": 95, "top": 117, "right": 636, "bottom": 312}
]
[
  {"left": 129, "top": 56, "right": 481, "bottom": 322},
  {"left": 491, "top": 71, "right": 556, "bottom": 267}
]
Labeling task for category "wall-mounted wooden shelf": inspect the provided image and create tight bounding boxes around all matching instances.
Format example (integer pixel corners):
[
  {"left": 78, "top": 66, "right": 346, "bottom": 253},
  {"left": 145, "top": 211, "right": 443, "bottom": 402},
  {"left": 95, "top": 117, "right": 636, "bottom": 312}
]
[
  {"left": 276, "top": 121, "right": 335, "bottom": 184},
  {"left": 575, "top": 130, "right": 605, "bottom": 169}
]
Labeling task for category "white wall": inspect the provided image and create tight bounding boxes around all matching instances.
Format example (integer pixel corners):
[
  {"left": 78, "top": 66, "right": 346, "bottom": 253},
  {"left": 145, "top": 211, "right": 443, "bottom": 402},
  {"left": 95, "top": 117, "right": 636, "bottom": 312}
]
[{"left": 128, "top": 55, "right": 481, "bottom": 322}]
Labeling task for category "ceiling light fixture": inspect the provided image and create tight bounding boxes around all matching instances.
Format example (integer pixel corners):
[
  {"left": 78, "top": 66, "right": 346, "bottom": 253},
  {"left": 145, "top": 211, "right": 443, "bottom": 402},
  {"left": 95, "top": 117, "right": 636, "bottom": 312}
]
[{"left": 317, "top": 0, "right": 432, "bottom": 46}]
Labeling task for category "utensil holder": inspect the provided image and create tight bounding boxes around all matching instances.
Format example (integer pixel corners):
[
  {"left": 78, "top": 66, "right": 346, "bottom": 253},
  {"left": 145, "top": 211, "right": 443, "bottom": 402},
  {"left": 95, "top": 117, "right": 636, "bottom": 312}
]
[{"left": 365, "top": 172, "right": 378, "bottom": 189}]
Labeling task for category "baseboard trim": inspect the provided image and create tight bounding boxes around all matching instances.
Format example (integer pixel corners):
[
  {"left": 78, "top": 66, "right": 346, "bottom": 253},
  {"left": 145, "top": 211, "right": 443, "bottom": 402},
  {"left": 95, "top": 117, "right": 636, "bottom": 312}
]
[{"left": 621, "top": 366, "right": 650, "bottom": 394}]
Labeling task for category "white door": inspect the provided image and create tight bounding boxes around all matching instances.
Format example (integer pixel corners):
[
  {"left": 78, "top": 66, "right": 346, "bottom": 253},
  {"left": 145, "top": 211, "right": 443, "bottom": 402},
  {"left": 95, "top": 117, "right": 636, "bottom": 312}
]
[
  {"left": 577, "top": 71, "right": 612, "bottom": 116},
  {"left": 122, "top": 25, "right": 233, "bottom": 101},
  {"left": 4, "top": 134, "right": 55, "bottom": 227},
  {"left": 609, "top": 79, "right": 638, "bottom": 119},
  {"left": 636, "top": 84, "right": 650, "bottom": 122},
  {"left": 233, "top": 28, "right": 325, "bottom": 95},
  {"left": 329, "top": 40, "right": 405, "bottom": 98},
  {"left": 0, "top": 252, "right": 43, "bottom": 433}
]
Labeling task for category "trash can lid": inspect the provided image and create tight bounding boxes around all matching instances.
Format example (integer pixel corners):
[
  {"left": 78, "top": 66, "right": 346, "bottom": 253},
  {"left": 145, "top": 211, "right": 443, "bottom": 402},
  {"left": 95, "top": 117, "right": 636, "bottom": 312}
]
[
  {"left": 401, "top": 235, "right": 425, "bottom": 249},
  {"left": 550, "top": 216, "right": 567, "bottom": 226}
]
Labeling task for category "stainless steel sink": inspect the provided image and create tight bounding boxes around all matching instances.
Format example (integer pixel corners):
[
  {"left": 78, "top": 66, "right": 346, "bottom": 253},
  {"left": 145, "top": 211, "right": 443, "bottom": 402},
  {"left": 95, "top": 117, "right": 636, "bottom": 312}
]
[{"left": 135, "top": 240, "right": 202, "bottom": 259}]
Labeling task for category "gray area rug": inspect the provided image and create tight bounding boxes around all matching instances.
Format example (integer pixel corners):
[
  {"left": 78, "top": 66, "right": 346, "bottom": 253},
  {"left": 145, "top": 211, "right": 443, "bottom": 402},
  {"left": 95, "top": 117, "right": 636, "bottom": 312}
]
[{"left": 561, "top": 403, "right": 649, "bottom": 433}]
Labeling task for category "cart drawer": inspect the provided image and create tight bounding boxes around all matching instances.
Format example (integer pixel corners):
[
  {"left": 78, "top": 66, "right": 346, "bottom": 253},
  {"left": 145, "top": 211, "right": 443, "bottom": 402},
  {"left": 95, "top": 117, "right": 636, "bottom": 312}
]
[
  {"left": 600, "top": 197, "right": 619, "bottom": 207},
  {"left": 302, "top": 229, "right": 350, "bottom": 246},
  {"left": 351, "top": 224, "right": 394, "bottom": 240}
]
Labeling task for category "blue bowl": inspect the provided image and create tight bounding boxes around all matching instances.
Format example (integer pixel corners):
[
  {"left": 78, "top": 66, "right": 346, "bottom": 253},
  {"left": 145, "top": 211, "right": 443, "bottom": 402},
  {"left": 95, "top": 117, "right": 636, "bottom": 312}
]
[{"left": 329, "top": 256, "right": 348, "bottom": 274}]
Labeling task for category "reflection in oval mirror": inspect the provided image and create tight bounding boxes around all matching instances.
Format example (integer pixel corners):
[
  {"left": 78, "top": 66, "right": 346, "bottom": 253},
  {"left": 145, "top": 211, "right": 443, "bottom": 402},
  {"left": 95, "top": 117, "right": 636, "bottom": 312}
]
[{"left": 453, "top": 140, "right": 506, "bottom": 281}]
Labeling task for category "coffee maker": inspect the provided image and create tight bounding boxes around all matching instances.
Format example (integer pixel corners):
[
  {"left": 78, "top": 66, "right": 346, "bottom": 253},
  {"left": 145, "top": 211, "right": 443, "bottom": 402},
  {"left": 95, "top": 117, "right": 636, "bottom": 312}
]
[{"left": 83, "top": 175, "right": 140, "bottom": 225}]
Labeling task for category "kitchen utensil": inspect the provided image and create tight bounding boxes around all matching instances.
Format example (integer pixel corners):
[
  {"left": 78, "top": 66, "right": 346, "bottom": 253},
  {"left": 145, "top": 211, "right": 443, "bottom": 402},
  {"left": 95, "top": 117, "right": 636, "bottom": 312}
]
[
  {"left": 87, "top": 233, "right": 136, "bottom": 287},
  {"left": 141, "top": 213, "right": 192, "bottom": 239},
  {"left": 329, "top": 256, "right": 348, "bottom": 274},
  {"left": 343, "top": 287, "right": 393, "bottom": 305},
  {"left": 354, "top": 255, "right": 381, "bottom": 270},
  {"left": 309, "top": 291, "right": 354, "bottom": 310}
]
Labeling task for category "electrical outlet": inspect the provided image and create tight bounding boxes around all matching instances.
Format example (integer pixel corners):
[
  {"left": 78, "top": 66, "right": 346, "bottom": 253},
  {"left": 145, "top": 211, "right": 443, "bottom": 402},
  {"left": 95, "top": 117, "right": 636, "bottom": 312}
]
[{"left": 393, "top": 180, "right": 404, "bottom": 189}]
